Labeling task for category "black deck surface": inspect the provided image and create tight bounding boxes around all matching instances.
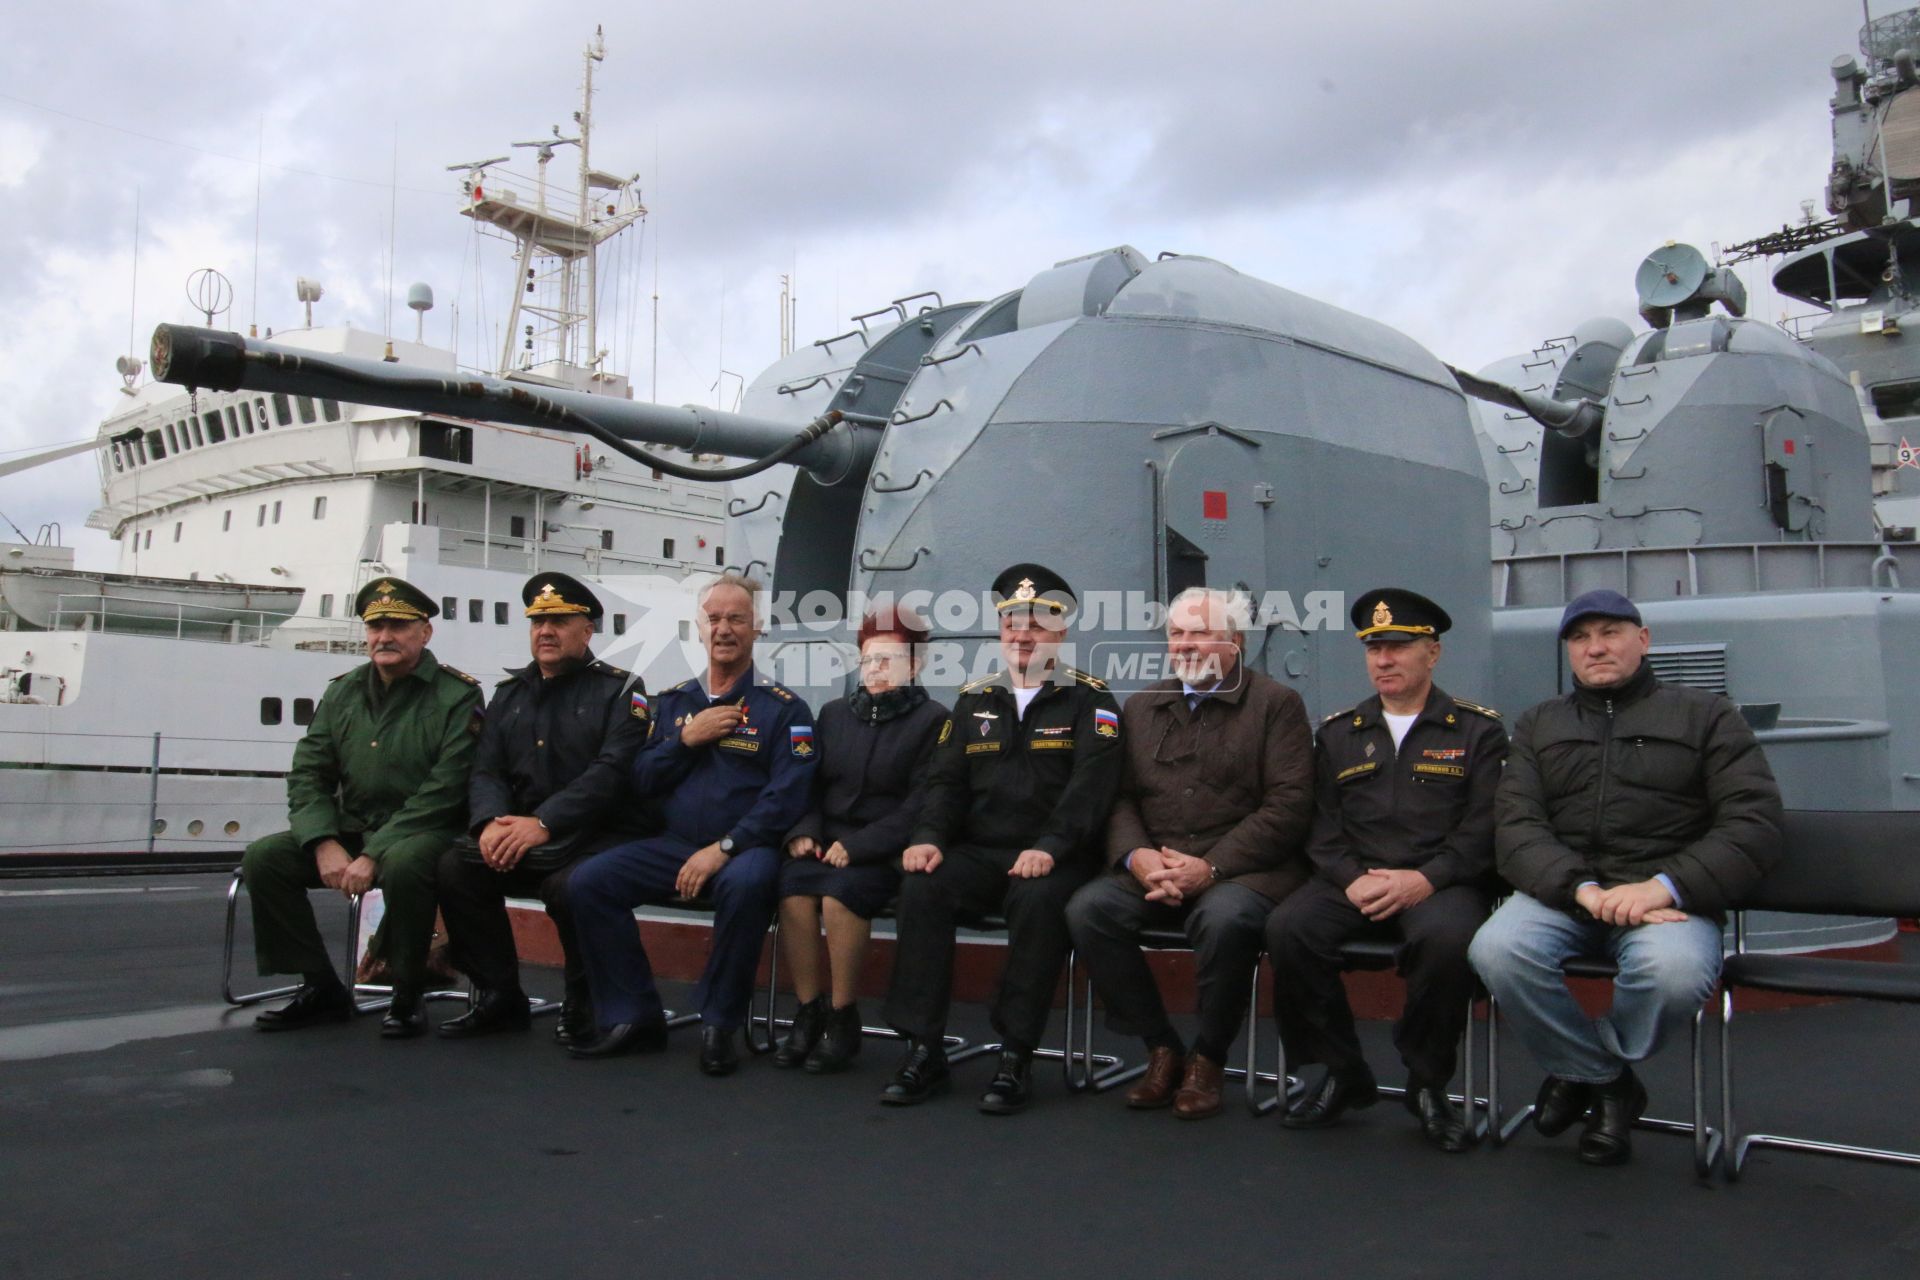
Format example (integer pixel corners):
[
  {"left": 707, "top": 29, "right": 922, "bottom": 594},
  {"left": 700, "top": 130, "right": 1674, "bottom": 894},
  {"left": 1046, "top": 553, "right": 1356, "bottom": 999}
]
[{"left": 3, "top": 873, "right": 1918, "bottom": 1280}]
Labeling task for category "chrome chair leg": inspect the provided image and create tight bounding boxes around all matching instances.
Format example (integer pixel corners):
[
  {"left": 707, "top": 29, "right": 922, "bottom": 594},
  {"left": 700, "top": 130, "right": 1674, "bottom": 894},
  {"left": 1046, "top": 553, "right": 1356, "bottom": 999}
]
[{"left": 1058, "top": 951, "right": 1137, "bottom": 1093}]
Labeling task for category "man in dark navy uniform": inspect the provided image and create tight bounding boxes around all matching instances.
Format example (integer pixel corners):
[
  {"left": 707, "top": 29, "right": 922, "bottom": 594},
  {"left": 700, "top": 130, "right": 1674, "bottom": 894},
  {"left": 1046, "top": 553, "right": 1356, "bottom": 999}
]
[
  {"left": 434, "top": 573, "right": 653, "bottom": 1044},
  {"left": 1265, "top": 588, "right": 1506, "bottom": 1152},
  {"left": 568, "top": 573, "right": 816, "bottom": 1074},
  {"left": 881, "top": 563, "right": 1125, "bottom": 1114}
]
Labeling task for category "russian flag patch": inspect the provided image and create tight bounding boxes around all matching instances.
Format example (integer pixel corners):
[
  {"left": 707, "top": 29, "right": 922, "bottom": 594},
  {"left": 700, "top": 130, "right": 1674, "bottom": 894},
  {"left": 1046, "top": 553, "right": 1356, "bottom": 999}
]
[
  {"left": 1093, "top": 708, "right": 1119, "bottom": 738},
  {"left": 791, "top": 725, "right": 815, "bottom": 757},
  {"left": 630, "top": 691, "right": 650, "bottom": 720}
]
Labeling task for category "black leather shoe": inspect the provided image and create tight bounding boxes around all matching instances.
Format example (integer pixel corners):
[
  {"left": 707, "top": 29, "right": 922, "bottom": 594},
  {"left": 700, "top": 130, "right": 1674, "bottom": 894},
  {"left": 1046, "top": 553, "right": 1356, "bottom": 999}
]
[
  {"left": 1578, "top": 1067, "right": 1648, "bottom": 1166},
  {"left": 568, "top": 1020, "right": 670, "bottom": 1059},
  {"left": 253, "top": 979, "right": 352, "bottom": 1032},
  {"left": 879, "top": 1039, "right": 950, "bottom": 1105},
  {"left": 436, "top": 987, "right": 532, "bottom": 1039},
  {"left": 699, "top": 1024, "right": 740, "bottom": 1077},
  {"left": 552, "top": 984, "right": 595, "bottom": 1046},
  {"left": 977, "top": 1049, "right": 1034, "bottom": 1116},
  {"left": 380, "top": 989, "right": 426, "bottom": 1039},
  {"left": 1533, "top": 1075, "right": 1597, "bottom": 1138},
  {"left": 1280, "top": 1068, "right": 1380, "bottom": 1129},
  {"left": 774, "top": 996, "right": 827, "bottom": 1069},
  {"left": 1406, "top": 1084, "right": 1473, "bottom": 1153},
  {"left": 805, "top": 1003, "right": 863, "bottom": 1074}
]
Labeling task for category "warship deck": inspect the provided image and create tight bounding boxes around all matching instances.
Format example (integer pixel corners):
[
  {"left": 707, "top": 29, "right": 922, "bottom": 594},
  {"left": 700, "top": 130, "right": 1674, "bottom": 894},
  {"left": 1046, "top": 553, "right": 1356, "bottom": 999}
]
[{"left": 4, "top": 873, "right": 1918, "bottom": 1280}]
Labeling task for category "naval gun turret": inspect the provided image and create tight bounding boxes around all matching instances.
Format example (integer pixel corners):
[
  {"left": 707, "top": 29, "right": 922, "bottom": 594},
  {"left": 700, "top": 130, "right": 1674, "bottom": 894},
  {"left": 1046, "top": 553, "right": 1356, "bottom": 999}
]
[{"left": 153, "top": 246, "right": 1494, "bottom": 723}]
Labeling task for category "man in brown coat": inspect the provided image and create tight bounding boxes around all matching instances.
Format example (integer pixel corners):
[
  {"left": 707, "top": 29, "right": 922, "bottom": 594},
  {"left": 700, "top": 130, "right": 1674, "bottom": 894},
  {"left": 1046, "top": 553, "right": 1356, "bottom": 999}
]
[{"left": 1065, "top": 588, "right": 1314, "bottom": 1118}]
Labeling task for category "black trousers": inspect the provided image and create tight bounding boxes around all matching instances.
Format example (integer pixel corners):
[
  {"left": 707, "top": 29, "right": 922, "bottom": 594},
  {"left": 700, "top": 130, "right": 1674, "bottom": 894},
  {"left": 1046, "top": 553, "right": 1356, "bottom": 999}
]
[
  {"left": 1064, "top": 875, "right": 1273, "bottom": 1057},
  {"left": 435, "top": 840, "right": 591, "bottom": 995},
  {"left": 882, "top": 844, "right": 1092, "bottom": 1052},
  {"left": 1264, "top": 877, "right": 1489, "bottom": 1085}
]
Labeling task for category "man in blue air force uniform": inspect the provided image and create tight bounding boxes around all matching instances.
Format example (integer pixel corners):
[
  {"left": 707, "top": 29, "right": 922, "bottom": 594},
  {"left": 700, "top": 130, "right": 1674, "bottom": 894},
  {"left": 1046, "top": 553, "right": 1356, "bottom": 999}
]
[{"left": 568, "top": 573, "right": 816, "bottom": 1074}]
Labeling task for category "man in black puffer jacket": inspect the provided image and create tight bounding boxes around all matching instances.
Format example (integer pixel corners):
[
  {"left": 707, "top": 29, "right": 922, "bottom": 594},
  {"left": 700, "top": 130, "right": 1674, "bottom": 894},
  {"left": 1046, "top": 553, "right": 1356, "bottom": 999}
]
[{"left": 1470, "top": 590, "right": 1782, "bottom": 1167}]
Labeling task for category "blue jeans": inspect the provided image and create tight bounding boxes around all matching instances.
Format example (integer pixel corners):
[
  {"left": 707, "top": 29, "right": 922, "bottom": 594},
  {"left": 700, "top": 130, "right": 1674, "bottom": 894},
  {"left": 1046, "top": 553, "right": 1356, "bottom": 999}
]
[{"left": 1468, "top": 892, "right": 1722, "bottom": 1084}]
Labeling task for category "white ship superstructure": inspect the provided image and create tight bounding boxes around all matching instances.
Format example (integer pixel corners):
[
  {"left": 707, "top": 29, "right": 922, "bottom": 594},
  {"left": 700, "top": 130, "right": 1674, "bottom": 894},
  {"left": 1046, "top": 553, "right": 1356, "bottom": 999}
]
[{"left": 0, "top": 31, "right": 723, "bottom": 867}]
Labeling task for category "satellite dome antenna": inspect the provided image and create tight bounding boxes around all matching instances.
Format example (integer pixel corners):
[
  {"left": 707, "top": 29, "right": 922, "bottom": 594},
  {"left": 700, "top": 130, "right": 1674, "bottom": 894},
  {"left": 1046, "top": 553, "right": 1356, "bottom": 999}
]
[
  {"left": 185, "top": 268, "right": 233, "bottom": 327},
  {"left": 406, "top": 282, "right": 434, "bottom": 343},
  {"left": 295, "top": 277, "right": 325, "bottom": 327}
]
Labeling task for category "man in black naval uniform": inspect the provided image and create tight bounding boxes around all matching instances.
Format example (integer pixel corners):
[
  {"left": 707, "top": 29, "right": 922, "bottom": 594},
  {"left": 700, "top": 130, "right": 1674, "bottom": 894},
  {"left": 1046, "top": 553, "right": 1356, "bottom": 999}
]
[
  {"left": 1265, "top": 588, "right": 1506, "bottom": 1151},
  {"left": 881, "top": 563, "right": 1125, "bottom": 1114},
  {"left": 434, "top": 573, "right": 653, "bottom": 1043}
]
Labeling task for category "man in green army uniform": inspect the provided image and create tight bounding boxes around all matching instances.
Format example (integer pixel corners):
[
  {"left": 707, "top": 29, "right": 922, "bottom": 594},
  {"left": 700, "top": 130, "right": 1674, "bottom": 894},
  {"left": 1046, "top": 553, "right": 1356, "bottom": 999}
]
[{"left": 242, "top": 577, "right": 484, "bottom": 1039}]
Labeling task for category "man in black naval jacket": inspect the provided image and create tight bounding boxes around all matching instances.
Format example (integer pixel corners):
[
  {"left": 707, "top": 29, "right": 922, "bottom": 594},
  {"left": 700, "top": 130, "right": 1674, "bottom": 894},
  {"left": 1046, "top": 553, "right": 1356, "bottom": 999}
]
[
  {"left": 434, "top": 573, "right": 652, "bottom": 1043},
  {"left": 881, "top": 563, "right": 1125, "bottom": 1114},
  {"left": 1266, "top": 588, "right": 1506, "bottom": 1152}
]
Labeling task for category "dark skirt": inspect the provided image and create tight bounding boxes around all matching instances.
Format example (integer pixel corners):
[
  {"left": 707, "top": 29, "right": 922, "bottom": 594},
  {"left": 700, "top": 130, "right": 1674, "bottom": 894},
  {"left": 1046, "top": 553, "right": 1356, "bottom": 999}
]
[{"left": 777, "top": 855, "right": 900, "bottom": 920}]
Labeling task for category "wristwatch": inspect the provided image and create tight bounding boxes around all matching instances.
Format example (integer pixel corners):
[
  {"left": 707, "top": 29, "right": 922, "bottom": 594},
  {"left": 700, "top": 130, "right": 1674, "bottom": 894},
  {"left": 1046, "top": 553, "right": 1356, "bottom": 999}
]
[
  {"left": 1208, "top": 861, "right": 1223, "bottom": 882},
  {"left": 718, "top": 835, "right": 737, "bottom": 855}
]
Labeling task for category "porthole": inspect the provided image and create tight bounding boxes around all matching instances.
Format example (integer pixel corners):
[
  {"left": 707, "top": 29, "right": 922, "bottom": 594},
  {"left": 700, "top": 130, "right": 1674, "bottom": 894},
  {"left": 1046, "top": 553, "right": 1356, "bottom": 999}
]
[
  {"left": 224, "top": 821, "right": 241, "bottom": 836},
  {"left": 187, "top": 819, "right": 205, "bottom": 836}
]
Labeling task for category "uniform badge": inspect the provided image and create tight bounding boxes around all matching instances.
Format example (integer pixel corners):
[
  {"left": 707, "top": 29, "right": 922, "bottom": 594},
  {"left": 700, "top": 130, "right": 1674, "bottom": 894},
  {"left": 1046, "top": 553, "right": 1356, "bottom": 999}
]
[
  {"left": 791, "top": 726, "right": 814, "bottom": 758},
  {"left": 975, "top": 709, "right": 998, "bottom": 737},
  {"left": 1423, "top": 748, "right": 1465, "bottom": 761},
  {"left": 1014, "top": 577, "right": 1037, "bottom": 602},
  {"left": 1372, "top": 600, "right": 1393, "bottom": 627},
  {"left": 1445, "top": 713, "right": 1457, "bottom": 724},
  {"left": 1093, "top": 708, "right": 1120, "bottom": 738},
  {"left": 630, "top": 691, "right": 650, "bottom": 720},
  {"left": 938, "top": 719, "right": 952, "bottom": 745},
  {"left": 1364, "top": 741, "right": 1375, "bottom": 758}
]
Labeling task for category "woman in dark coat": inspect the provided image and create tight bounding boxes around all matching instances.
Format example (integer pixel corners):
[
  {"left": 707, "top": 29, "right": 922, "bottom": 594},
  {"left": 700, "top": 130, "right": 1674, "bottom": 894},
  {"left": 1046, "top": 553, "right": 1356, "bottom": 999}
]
[{"left": 774, "top": 607, "right": 949, "bottom": 1072}]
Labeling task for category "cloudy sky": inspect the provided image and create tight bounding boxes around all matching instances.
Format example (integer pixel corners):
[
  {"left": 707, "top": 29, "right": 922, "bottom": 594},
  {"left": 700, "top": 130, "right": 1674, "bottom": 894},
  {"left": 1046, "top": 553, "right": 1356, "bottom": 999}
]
[{"left": 0, "top": 0, "right": 1878, "bottom": 566}]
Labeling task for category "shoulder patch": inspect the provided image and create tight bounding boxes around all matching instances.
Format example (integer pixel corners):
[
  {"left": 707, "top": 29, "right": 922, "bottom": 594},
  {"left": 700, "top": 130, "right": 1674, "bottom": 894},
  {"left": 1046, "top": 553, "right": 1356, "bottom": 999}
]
[
  {"left": 590, "top": 660, "right": 632, "bottom": 680},
  {"left": 1321, "top": 707, "right": 1355, "bottom": 725},
  {"left": 1069, "top": 667, "right": 1109, "bottom": 691},
  {"left": 766, "top": 683, "right": 796, "bottom": 702},
  {"left": 937, "top": 718, "right": 952, "bottom": 745},
  {"left": 666, "top": 678, "right": 696, "bottom": 693},
  {"left": 329, "top": 669, "right": 354, "bottom": 682},
  {"left": 1454, "top": 699, "right": 1502, "bottom": 720},
  {"left": 440, "top": 664, "right": 482, "bottom": 687},
  {"left": 959, "top": 673, "right": 1002, "bottom": 694}
]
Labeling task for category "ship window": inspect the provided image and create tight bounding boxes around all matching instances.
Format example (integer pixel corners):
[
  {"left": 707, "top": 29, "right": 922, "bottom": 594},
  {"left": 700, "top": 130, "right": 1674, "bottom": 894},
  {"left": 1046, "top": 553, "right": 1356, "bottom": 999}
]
[
  {"left": 110, "top": 444, "right": 123, "bottom": 472},
  {"left": 145, "top": 429, "right": 165, "bottom": 460},
  {"left": 494, "top": 602, "right": 508, "bottom": 625},
  {"left": 172, "top": 522, "right": 182, "bottom": 543},
  {"left": 318, "top": 594, "right": 333, "bottom": 618},
  {"left": 202, "top": 411, "right": 223, "bottom": 444},
  {"left": 321, "top": 399, "right": 341, "bottom": 422},
  {"left": 662, "top": 538, "right": 676, "bottom": 559},
  {"left": 442, "top": 596, "right": 457, "bottom": 619},
  {"left": 143, "top": 529, "right": 152, "bottom": 549},
  {"left": 297, "top": 396, "right": 317, "bottom": 425},
  {"left": 227, "top": 405, "right": 243, "bottom": 436},
  {"left": 312, "top": 496, "right": 327, "bottom": 520},
  {"left": 189, "top": 417, "right": 204, "bottom": 447},
  {"left": 651, "top": 467, "right": 663, "bottom": 480},
  {"left": 510, "top": 516, "right": 527, "bottom": 538},
  {"left": 410, "top": 501, "right": 428, "bottom": 523},
  {"left": 293, "top": 697, "right": 316, "bottom": 726},
  {"left": 613, "top": 613, "right": 627, "bottom": 636},
  {"left": 468, "top": 599, "right": 483, "bottom": 622},
  {"left": 273, "top": 393, "right": 292, "bottom": 427},
  {"left": 715, "top": 545, "right": 725, "bottom": 565},
  {"left": 256, "top": 505, "right": 266, "bottom": 527},
  {"left": 256, "top": 397, "right": 270, "bottom": 430},
  {"left": 259, "top": 697, "right": 283, "bottom": 726},
  {"left": 600, "top": 529, "right": 614, "bottom": 550},
  {"left": 165, "top": 422, "right": 179, "bottom": 453},
  {"left": 419, "top": 421, "right": 473, "bottom": 464},
  {"left": 222, "top": 511, "right": 232, "bottom": 532},
  {"left": 272, "top": 501, "right": 282, "bottom": 524}
]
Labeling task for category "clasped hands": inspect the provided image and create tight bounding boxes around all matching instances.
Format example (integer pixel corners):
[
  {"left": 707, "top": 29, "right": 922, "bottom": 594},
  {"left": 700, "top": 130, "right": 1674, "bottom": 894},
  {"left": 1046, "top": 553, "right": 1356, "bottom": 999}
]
[
  {"left": 901, "top": 843, "right": 1055, "bottom": 879},
  {"left": 1576, "top": 878, "right": 1688, "bottom": 926},
  {"left": 313, "top": 839, "right": 378, "bottom": 897},
  {"left": 786, "top": 836, "right": 851, "bottom": 868},
  {"left": 1129, "top": 846, "right": 1213, "bottom": 904}
]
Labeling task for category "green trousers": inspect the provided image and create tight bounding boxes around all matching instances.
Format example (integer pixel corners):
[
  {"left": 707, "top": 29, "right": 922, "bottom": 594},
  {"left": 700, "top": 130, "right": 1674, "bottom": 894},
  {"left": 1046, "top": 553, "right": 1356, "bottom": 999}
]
[{"left": 240, "top": 830, "right": 446, "bottom": 988}]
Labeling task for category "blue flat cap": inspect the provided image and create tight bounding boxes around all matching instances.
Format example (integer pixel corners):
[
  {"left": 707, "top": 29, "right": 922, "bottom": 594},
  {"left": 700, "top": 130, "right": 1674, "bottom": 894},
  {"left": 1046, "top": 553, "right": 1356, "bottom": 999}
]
[{"left": 1558, "top": 589, "right": 1641, "bottom": 640}]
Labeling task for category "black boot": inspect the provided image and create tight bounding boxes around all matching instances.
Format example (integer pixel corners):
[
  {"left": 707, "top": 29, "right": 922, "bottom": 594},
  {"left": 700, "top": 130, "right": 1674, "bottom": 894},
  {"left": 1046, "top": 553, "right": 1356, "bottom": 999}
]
[
  {"left": 1406, "top": 1083, "right": 1473, "bottom": 1154},
  {"left": 978, "top": 1048, "right": 1035, "bottom": 1116},
  {"left": 1578, "top": 1066, "right": 1648, "bottom": 1166},
  {"left": 699, "top": 1024, "right": 740, "bottom": 1076},
  {"left": 879, "top": 1039, "right": 950, "bottom": 1105},
  {"left": 805, "top": 1003, "right": 863, "bottom": 1074},
  {"left": 380, "top": 986, "right": 427, "bottom": 1039},
  {"left": 774, "top": 996, "right": 827, "bottom": 1069},
  {"left": 437, "top": 987, "right": 532, "bottom": 1039},
  {"left": 253, "top": 976, "right": 352, "bottom": 1032}
]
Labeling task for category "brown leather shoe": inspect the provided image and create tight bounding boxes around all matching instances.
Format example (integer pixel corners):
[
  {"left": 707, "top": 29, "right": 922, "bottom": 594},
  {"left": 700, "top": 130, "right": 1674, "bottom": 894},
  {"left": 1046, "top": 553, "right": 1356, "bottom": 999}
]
[
  {"left": 1173, "top": 1053, "right": 1225, "bottom": 1120},
  {"left": 1125, "top": 1046, "right": 1186, "bottom": 1109}
]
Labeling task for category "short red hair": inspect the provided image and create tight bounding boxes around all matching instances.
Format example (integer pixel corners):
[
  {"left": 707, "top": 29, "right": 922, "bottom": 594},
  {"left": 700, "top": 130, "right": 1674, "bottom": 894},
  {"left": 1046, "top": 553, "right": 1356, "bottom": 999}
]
[{"left": 857, "top": 604, "right": 930, "bottom": 652}]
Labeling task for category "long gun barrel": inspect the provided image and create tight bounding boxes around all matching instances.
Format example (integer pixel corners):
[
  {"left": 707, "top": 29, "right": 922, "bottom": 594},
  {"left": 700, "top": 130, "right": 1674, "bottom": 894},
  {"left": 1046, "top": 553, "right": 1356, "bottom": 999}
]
[
  {"left": 148, "top": 324, "right": 868, "bottom": 484},
  {"left": 1444, "top": 363, "right": 1605, "bottom": 439}
]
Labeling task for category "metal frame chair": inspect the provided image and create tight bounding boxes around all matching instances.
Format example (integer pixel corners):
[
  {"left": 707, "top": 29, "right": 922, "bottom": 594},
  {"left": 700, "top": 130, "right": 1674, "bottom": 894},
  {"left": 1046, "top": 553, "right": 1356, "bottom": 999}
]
[
  {"left": 1485, "top": 954, "right": 1720, "bottom": 1178},
  {"left": 1061, "top": 929, "right": 1289, "bottom": 1114},
  {"left": 1271, "top": 937, "right": 1490, "bottom": 1139},
  {"left": 1720, "top": 811, "right": 1920, "bottom": 1179}
]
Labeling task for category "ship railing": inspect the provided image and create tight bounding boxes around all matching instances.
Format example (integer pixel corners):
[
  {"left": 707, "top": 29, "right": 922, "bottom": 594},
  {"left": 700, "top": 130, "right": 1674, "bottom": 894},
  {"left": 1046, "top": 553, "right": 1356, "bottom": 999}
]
[{"left": 434, "top": 525, "right": 707, "bottom": 575}]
